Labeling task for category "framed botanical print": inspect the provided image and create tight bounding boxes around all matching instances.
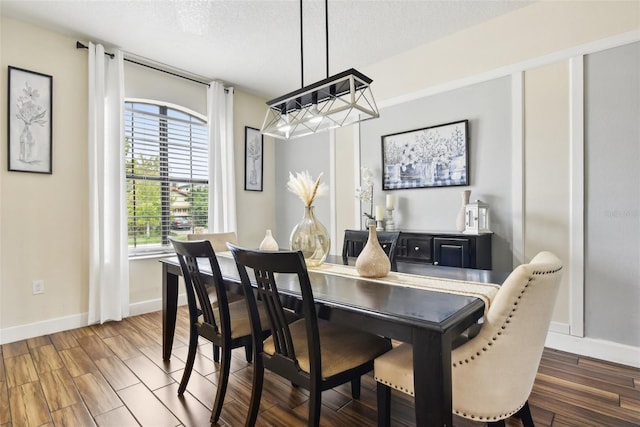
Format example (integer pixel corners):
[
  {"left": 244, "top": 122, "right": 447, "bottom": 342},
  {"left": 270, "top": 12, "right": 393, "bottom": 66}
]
[
  {"left": 244, "top": 126, "right": 263, "bottom": 191},
  {"left": 8, "top": 66, "right": 53, "bottom": 174},
  {"left": 382, "top": 120, "right": 468, "bottom": 190}
]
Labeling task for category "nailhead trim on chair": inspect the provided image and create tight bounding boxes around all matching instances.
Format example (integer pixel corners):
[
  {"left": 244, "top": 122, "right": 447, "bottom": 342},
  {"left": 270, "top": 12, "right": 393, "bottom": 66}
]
[
  {"left": 374, "top": 376, "right": 416, "bottom": 396},
  {"left": 451, "top": 265, "right": 562, "bottom": 421},
  {"left": 458, "top": 403, "right": 525, "bottom": 421}
]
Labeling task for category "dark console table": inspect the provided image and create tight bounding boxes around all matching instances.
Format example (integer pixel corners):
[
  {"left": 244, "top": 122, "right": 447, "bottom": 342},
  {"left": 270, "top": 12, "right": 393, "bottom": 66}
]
[{"left": 345, "top": 229, "right": 492, "bottom": 270}]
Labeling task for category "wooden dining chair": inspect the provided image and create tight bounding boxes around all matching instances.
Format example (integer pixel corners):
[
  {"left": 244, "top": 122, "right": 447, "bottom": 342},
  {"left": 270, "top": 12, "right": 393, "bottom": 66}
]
[
  {"left": 342, "top": 229, "right": 400, "bottom": 270},
  {"left": 169, "top": 238, "right": 272, "bottom": 424},
  {"left": 373, "top": 251, "right": 563, "bottom": 427},
  {"left": 228, "top": 244, "right": 393, "bottom": 427},
  {"left": 187, "top": 231, "right": 238, "bottom": 253},
  {"left": 187, "top": 231, "right": 240, "bottom": 362}
]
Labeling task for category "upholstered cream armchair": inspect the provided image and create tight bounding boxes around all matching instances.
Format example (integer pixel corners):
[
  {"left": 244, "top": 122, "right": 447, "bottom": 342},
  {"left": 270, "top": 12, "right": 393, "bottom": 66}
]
[{"left": 374, "top": 251, "right": 563, "bottom": 427}]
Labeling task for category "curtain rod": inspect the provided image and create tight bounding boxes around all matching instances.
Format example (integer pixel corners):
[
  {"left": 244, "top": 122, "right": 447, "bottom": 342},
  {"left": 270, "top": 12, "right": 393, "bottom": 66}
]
[{"left": 76, "top": 41, "right": 214, "bottom": 88}]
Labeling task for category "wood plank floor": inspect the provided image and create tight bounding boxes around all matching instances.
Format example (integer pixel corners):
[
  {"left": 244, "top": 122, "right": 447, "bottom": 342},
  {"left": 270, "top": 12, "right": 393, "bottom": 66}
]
[{"left": 2, "top": 306, "right": 639, "bottom": 427}]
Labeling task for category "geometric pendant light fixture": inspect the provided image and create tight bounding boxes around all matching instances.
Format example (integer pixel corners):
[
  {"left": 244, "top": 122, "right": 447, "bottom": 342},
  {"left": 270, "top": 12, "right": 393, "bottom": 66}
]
[{"left": 261, "top": 0, "right": 379, "bottom": 140}]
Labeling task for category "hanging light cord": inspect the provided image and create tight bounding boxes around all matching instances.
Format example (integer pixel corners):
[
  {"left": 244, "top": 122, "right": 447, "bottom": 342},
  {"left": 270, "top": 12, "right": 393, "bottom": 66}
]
[
  {"left": 300, "top": 0, "right": 304, "bottom": 88},
  {"left": 300, "top": 0, "right": 330, "bottom": 87},
  {"left": 325, "top": 0, "right": 329, "bottom": 78}
]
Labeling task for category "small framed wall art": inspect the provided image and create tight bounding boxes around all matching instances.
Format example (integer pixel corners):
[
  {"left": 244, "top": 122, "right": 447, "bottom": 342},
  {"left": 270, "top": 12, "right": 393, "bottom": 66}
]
[
  {"left": 382, "top": 120, "right": 468, "bottom": 190},
  {"left": 8, "top": 66, "right": 53, "bottom": 174},
  {"left": 244, "top": 126, "right": 263, "bottom": 191}
]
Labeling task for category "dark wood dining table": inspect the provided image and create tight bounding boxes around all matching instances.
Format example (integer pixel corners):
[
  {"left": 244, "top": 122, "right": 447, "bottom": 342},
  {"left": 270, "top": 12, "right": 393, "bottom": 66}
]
[{"left": 159, "top": 253, "right": 509, "bottom": 427}]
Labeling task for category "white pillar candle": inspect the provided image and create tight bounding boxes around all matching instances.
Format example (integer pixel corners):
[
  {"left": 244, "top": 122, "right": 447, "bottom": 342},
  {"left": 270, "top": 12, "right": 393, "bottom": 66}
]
[
  {"left": 376, "top": 205, "right": 385, "bottom": 220},
  {"left": 386, "top": 194, "right": 395, "bottom": 210}
]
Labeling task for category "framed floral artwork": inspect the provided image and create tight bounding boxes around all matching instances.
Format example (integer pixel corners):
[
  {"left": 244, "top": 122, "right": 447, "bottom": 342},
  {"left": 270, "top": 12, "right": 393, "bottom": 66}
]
[
  {"left": 381, "top": 120, "right": 468, "bottom": 190},
  {"left": 8, "top": 66, "right": 53, "bottom": 174},
  {"left": 244, "top": 126, "right": 263, "bottom": 191}
]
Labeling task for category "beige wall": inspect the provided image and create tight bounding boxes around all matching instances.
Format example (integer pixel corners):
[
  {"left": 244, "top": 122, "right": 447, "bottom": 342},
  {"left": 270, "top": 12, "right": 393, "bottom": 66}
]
[
  {"left": 2, "top": 1, "right": 639, "bottom": 356},
  {"left": 1, "top": 17, "right": 89, "bottom": 331},
  {"left": 233, "top": 91, "right": 276, "bottom": 248},
  {"left": 524, "top": 61, "right": 571, "bottom": 325},
  {"left": 0, "top": 16, "right": 270, "bottom": 339},
  {"left": 333, "top": 126, "right": 358, "bottom": 253},
  {"left": 337, "top": 1, "right": 640, "bottom": 239},
  {"left": 366, "top": 1, "right": 639, "bottom": 103},
  {"left": 124, "top": 61, "right": 207, "bottom": 116},
  {"left": 335, "top": 0, "right": 639, "bottom": 334}
]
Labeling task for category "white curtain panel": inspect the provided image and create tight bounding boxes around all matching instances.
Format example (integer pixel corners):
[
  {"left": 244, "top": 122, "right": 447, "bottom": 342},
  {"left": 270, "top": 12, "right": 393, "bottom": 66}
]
[
  {"left": 207, "top": 82, "right": 237, "bottom": 232},
  {"left": 87, "top": 43, "right": 129, "bottom": 324}
]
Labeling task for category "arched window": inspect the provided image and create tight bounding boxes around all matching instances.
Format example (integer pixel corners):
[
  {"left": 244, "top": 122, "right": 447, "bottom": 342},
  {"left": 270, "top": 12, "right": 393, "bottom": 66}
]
[{"left": 124, "top": 100, "right": 208, "bottom": 254}]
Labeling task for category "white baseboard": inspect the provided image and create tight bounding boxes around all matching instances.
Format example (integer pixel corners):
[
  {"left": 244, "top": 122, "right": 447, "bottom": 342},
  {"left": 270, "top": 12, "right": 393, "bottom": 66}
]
[
  {"left": 3, "top": 297, "right": 638, "bottom": 369},
  {"left": 545, "top": 330, "right": 640, "bottom": 368},
  {"left": 0, "top": 312, "right": 88, "bottom": 345},
  {"left": 549, "top": 321, "right": 571, "bottom": 335},
  {"left": 128, "top": 293, "right": 189, "bottom": 316},
  {"left": 129, "top": 298, "right": 163, "bottom": 316},
  {"left": 0, "top": 294, "right": 188, "bottom": 345}
]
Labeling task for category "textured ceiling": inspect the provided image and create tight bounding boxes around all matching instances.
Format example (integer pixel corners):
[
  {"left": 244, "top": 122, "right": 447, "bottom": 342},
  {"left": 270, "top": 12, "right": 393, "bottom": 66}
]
[{"left": 1, "top": 0, "right": 532, "bottom": 99}]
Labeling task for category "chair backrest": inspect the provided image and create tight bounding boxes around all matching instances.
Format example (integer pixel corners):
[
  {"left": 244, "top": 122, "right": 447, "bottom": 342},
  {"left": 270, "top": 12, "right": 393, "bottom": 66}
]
[
  {"left": 342, "top": 229, "right": 400, "bottom": 270},
  {"left": 228, "top": 244, "right": 322, "bottom": 378},
  {"left": 187, "top": 231, "right": 238, "bottom": 253},
  {"left": 170, "top": 238, "right": 230, "bottom": 341},
  {"left": 451, "top": 251, "right": 563, "bottom": 420}
]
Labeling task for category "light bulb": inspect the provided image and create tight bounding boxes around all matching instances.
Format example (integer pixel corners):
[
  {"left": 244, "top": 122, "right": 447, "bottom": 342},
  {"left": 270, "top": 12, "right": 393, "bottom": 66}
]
[
  {"left": 277, "top": 114, "right": 291, "bottom": 132},
  {"left": 308, "top": 104, "right": 322, "bottom": 124}
]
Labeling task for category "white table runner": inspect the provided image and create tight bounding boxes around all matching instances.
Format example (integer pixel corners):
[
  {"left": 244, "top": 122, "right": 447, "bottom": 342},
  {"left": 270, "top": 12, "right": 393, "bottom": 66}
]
[
  {"left": 217, "top": 251, "right": 500, "bottom": 312},
  {"left": 310, "top": 263, "right": 500, "bottom": 312}
]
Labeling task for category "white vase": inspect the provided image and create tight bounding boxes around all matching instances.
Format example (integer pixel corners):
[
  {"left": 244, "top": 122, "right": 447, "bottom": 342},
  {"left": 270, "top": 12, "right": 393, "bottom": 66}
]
[
  {"left": 355, "top": 225, "right": 391, "bottom": 278},
  {"left": 259, "top": 229, "right": 279, "bottom": 251},
  {"left": 456, "top": 190, "right": 471, "bottom": 232},
  {"left": 422, "top": 160, "right": 435, "bottom": 185}
]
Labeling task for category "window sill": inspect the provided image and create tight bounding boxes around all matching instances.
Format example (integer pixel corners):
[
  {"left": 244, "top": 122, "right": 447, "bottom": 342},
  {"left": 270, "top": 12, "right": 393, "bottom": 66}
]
[{"left": 128, "top": 251, "right": 174, "bottom": 261}]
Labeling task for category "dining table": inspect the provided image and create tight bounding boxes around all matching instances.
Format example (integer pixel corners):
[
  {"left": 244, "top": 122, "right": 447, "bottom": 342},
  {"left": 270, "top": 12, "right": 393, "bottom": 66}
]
[{"left": 159, "top": 253, "right": 509, "bottom": 427}]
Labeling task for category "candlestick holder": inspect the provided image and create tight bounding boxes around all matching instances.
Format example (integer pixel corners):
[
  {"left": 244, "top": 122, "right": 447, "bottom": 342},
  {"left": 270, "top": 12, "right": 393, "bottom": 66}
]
[
  {"left": 385, "top": 208, "right": 395, "bottom": 231},
  {"left": 376, "top": 219, "right": 384, "bottom": 231}
]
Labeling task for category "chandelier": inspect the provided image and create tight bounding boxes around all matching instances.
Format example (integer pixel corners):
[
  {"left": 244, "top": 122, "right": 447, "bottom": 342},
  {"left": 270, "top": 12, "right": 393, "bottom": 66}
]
[{"left": 261, "top": 0, "right": 379, "bottom": 140}]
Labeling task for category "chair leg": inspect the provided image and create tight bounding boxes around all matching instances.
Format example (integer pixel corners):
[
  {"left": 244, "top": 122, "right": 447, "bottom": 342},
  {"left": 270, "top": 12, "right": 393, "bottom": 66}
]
[
  {"left": 350, "top": 376, "right": 361, "bottom": 399},
  {"left": 244, "top": 344, "right": 253, "bottom": 363},
  {"left": 213, "top": 344, "right": 220, "bottom": 362},
  {"left": 488, "top": 421, "right": 506, "bottom": 427},
  {"left": 376, "top": 382, "right": 391, "bottom": 427},
  {"left": 309, "top": 384, "right": 322, "bottom": 427},
  {"left": 210, "top": 345, "right": 232, "bottom": 423},
  {"left": 515, "top": 401, "right": 535, "bottom": 427},
  {"left": 244, "top": 359, "right": 264, "bottom": 427},
  {"left": 178, "top": 327, "right": 199, "bottom": 395}
]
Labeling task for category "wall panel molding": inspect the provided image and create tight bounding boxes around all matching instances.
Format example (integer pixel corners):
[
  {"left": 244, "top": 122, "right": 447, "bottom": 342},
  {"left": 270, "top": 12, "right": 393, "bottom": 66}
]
[
  {"left": 511, "top": 71, "right": 525, "bottom": 268},
  {"left": 569, "top": 55, "right": 585, "bottom": 337},
  {"left": 546, "top": 331, "right": 640, "bottom": 369}
]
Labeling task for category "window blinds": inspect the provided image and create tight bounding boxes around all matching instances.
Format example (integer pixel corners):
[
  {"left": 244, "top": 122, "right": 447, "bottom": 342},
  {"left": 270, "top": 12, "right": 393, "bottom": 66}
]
[{"left": 124, "top": 101, "right": 208, "bottom": 253}]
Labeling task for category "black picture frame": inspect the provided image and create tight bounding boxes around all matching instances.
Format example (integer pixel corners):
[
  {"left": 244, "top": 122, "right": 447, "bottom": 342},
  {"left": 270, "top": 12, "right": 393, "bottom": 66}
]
[
  {"left": 244, "top": 126, "right": 263, "bottom": 191},
  {"left": 8, "top": 66, "right": 53, "bottom": 174},
  {"left": 382, "top": 120, "right": 469, "bottom": 190}
]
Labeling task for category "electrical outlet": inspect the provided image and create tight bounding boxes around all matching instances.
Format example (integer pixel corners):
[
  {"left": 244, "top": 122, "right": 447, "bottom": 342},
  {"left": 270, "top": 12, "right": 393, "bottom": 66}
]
[{"left": 32, "top": 279, "right": 44, "bottom": 295}]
